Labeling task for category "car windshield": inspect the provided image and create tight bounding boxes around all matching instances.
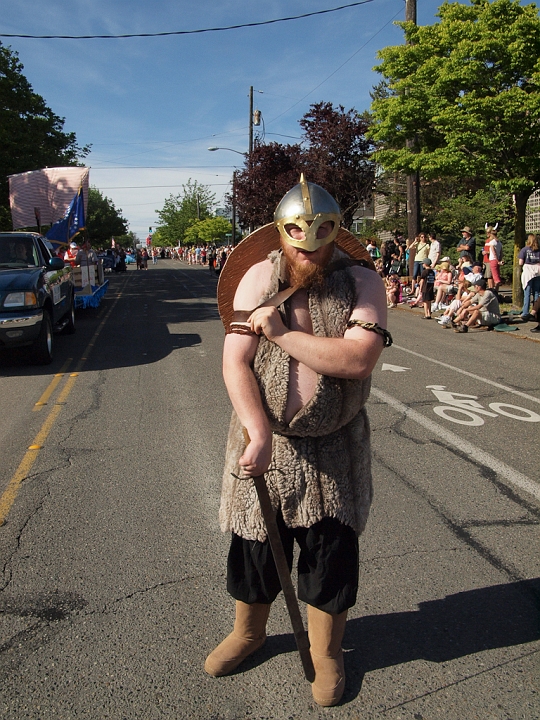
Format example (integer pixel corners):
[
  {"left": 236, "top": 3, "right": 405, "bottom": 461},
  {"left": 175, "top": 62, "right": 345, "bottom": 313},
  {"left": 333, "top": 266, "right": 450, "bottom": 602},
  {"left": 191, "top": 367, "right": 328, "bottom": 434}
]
[{"left": 0, "top": 237, "right": 38, "bottom": 267}]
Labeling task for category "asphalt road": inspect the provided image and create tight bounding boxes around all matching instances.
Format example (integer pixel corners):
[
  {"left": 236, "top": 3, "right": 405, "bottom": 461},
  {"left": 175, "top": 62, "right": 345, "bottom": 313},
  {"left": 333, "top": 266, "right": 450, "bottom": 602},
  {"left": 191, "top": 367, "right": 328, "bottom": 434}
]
[{"left": 0, "top": 261, "right": 538, "bottom": 720}]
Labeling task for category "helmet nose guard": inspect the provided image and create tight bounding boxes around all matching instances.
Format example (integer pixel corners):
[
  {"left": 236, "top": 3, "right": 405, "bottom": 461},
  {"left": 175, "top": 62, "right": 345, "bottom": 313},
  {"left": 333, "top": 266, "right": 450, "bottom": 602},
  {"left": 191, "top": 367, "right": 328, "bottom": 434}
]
[{"left": 274, "top": 175, "right": 341, "bottom": 252}]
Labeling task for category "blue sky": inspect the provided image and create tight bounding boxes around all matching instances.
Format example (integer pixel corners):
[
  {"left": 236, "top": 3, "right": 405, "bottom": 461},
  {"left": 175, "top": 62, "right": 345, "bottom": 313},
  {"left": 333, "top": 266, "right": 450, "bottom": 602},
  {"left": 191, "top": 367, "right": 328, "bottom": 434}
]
[{"left": 3, "top": 0, "right": 443, "bottom": 239}]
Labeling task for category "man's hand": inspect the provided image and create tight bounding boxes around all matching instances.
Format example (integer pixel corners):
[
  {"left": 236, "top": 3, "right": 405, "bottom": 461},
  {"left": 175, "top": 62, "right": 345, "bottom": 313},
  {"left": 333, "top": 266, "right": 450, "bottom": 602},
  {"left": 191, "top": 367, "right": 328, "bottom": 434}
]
[
  {"left": 238, "top": 432, "right": 273, "bottom": 477},
  {"left": 248, "top": 306, "right": 287, "bottom": 342}
]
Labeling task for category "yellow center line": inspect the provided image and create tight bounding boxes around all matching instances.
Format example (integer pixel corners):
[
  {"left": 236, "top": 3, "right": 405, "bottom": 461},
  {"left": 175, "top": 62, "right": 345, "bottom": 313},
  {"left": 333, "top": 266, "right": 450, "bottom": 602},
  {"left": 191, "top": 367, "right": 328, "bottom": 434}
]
[
  {"left": 33, "top": 358, "right": 73, "bottom": 411},
  {"left": 0, "top": 280, "right": 128, "bottom": 527}
]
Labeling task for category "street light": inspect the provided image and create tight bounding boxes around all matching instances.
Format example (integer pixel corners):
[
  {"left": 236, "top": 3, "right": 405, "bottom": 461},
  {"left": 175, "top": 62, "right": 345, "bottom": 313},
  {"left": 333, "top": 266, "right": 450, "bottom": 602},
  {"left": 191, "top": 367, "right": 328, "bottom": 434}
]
[
  {"left": 208, "top": 148, "right": 245, "bottom": 245},
  {"left": 207, "top": 146, "right": 246, "bottom": 156}
]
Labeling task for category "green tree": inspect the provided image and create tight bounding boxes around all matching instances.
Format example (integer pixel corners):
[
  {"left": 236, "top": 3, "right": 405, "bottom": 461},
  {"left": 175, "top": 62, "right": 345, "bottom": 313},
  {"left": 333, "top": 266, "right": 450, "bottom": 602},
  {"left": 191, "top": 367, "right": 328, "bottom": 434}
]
[
  {"left": 155, "top": 179, "right": 215, "bottom": 245},
  {"left": 370, "top": 0, "right": 540, "bottom": 301},
  {"left": 0, "top": 42, "right": 89, "bottom": 229},
  {"left": 183, "top": 216, "right": 232, "bottom": 245},
  {"left": 87, "top": 187, "right": 128, "bottom": 244}
]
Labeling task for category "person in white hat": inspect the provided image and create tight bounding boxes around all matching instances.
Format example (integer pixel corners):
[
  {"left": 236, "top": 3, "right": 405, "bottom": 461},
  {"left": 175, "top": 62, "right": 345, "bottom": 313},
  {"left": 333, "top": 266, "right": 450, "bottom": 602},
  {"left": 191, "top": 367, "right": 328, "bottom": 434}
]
[{"left": 64, "top": 241, "right": 79, "bottom": 267}]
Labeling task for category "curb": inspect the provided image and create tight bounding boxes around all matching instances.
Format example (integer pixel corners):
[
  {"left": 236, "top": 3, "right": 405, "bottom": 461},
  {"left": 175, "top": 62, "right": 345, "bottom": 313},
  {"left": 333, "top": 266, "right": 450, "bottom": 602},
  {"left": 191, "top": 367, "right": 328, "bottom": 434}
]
[{"left": 392, "top": 300, "right": 540, "bottom": 344}]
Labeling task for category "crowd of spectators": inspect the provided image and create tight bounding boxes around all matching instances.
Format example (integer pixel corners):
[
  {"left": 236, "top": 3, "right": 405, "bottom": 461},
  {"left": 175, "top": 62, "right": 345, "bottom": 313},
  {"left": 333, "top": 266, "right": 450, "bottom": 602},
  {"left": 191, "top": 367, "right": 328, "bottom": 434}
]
[
  {"left": 370, "top": 227, "right": 540, "bottom": 334},
  {"left": 176, "top": 244, "right": 233, "bottom": 276}
]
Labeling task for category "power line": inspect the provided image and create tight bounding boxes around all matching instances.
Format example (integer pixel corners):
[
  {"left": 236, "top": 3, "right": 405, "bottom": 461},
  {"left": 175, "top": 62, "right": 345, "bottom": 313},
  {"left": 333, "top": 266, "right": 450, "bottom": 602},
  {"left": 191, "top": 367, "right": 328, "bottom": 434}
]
[
  {"left": 91, "top": 166, "right": 236, "bottom": 169},
  {"left": 1, "top": 2, "right": 373, "bottom": 39},
  {"left": 268, "top": 4, "right": 403, "bottom": 124}
]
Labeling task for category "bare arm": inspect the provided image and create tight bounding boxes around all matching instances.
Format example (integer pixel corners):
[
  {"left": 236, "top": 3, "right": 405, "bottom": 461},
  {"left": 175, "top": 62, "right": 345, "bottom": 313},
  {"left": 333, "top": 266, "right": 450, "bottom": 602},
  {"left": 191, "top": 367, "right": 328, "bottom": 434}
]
[
  {"left": 223, "top": 333, "right": 272, "bottom": 476},
  {"left": 222, "top": 259, "right": 274, "bottom": 476},
  {"left": 248, "top": 266, "right": 387, "bottom": 380}
]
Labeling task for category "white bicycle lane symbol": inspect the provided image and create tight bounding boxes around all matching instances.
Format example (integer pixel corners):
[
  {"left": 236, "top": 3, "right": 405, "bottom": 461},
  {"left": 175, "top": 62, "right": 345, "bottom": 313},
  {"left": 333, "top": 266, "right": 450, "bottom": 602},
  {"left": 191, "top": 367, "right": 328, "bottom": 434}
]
[{"left": 426, "top": 385, "right": 540, "bottom": 426}]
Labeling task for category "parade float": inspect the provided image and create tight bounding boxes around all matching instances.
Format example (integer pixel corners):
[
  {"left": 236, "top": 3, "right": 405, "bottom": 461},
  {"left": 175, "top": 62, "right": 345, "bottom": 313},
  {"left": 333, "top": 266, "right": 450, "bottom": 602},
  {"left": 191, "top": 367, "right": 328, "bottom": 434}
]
[{"left": 7, "top": 166, "right": 108, "bottom": 309}]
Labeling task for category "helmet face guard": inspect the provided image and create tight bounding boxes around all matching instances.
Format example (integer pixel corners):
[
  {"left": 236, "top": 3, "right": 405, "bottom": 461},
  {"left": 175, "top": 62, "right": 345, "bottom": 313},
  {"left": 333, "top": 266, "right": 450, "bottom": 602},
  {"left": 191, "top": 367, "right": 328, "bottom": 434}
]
[
  {"left": 274, "top": 175, "right": 341, "bottom": 252},
  {"left": 275, "top": 213, "right": 341, "bottom": 252}
]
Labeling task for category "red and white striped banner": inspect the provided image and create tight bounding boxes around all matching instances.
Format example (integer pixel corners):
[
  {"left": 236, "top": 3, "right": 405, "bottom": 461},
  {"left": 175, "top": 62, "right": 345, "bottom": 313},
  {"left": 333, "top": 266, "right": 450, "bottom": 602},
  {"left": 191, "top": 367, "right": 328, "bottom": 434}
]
[{"left": 8, "top": 167, "right": 90, "bottom": 229}]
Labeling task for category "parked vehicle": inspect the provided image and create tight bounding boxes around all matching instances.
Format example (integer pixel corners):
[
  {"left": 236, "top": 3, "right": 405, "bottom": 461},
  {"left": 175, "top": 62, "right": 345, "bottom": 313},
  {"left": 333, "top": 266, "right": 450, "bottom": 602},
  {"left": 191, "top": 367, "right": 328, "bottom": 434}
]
[
  {"left": 125, "top": 253, "right": 135, "bottom": 264},
  {"left": 0, "top": 232, "right": 75, "bottom": 364}
]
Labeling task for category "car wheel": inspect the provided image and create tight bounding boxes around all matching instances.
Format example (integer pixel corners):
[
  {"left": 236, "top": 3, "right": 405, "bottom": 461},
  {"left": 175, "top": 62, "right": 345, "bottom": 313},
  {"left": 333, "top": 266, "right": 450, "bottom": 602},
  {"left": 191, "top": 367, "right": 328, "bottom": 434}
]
[
  {"left": 32, "top": 310, "right": 54, "bottom": 365},
  {"left": 62, "top": 299, "right": 76, "bottom": 334}
]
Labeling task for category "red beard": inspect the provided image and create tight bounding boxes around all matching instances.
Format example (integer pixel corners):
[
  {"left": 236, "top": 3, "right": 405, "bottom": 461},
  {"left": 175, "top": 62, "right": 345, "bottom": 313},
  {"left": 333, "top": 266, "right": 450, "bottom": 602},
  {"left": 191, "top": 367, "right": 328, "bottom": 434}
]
[{"left": 282, "top": 242, "right": 334, "bottom": 289}]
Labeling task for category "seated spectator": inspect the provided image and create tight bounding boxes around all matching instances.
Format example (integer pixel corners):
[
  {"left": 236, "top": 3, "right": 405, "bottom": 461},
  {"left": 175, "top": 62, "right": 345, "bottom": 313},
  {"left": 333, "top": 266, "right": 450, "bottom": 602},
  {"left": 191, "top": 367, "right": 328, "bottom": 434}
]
[
  {"left": 438, "top": 281, "right": 474, "bottom": 328},
  {"left": 432, "top": 261, "right": 454, "bottom": 311},
  {"left": 453, "top": 279, "right": 501, "bottom": 332},
  {"left": 385, "top": 272, "right": 401, "bottom": 308},
  {"left": 456, "top": 254, "right": 475, "bottom": 299},
  {"left": 462, "top": 262, "right": 484, "bottom": 285}
]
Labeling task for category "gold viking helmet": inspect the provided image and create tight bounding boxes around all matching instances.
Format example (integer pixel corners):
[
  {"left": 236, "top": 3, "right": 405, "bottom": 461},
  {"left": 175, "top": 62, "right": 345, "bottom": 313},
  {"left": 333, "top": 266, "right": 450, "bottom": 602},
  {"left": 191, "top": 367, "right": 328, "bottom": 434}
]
[{"left": 274, "top": 174, "right": 341, "bottom": 252}]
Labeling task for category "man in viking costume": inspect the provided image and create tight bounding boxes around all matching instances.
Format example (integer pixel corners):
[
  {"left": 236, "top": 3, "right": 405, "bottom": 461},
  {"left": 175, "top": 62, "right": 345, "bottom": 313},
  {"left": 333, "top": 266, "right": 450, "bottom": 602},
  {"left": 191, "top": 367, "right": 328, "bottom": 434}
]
[{"left": 206, "top": 177, "right": 389, "bottom": 706}]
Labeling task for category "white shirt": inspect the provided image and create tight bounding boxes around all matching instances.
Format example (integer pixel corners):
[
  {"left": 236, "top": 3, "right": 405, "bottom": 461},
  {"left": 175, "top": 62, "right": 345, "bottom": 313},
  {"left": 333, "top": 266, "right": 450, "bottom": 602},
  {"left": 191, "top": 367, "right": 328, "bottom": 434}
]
[
  {"left": 488, "top": 239, "right": 502, "bottom": 261},
  {"left": 428, "top": 240, "right": 441, "bottom": 265}
]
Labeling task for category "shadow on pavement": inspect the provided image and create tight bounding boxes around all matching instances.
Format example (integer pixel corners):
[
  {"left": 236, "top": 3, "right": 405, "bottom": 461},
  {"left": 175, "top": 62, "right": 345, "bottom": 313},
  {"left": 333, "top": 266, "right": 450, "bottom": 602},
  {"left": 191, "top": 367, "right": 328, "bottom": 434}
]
[
  {"left": 0, "top": 267, "right": 219, "bottom": 376},
  {"left": 243, "top": 578, "right": 540, "bottom": 702}
]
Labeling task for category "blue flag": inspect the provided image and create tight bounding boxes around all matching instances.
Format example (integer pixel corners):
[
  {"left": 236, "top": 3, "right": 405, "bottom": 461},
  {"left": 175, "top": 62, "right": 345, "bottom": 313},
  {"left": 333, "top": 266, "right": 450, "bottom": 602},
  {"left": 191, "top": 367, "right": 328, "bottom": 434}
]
[{"left": 46, "top": 187, "right": 86, "bottom": 245}]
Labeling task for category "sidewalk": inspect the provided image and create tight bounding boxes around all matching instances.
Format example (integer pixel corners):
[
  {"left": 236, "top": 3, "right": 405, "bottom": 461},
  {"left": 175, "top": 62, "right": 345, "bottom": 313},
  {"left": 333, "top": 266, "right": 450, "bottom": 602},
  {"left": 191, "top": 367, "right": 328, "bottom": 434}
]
[{"left": 395, "top": 284, "right": 540, "bottom": 341}]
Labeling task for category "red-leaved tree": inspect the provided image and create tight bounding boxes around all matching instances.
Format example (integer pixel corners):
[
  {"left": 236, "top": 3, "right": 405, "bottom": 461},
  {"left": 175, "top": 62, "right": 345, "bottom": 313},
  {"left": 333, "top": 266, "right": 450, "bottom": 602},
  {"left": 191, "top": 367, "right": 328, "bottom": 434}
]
[
  {"left": 232, "top": 142, "right": 304, "bottom": 229},
  {"left": 231, "top": 103, "right": 374, "bottom": 231},
  {"left": 301, "top": 102, "right": 375, "bottom": 228}
]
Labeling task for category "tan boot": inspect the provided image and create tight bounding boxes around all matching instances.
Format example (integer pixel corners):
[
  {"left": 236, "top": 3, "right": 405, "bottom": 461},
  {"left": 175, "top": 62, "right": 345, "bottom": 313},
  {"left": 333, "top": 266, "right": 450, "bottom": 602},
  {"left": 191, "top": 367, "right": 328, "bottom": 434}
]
[
  {"left": 204, "top": 601, "right": 271, "bottom": 677},
  {"left": 308, "top": 605, "right": 348, "bottom": 707}
]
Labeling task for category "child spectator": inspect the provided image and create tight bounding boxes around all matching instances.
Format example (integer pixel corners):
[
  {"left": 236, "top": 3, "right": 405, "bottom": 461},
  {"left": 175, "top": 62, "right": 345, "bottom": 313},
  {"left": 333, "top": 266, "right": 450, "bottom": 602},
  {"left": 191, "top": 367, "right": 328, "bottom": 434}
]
[
  {"left": 419, "top": 259, "right": 436, "bottom": 319},
  {"left": 438, "top": 281, "right": 473, "bottom": 327},
  {"left": 432, "top": 261, "right": 454, "bottom": 311},
  {"left": 385, "top": 272, "right": 401, "bottom": 308}
]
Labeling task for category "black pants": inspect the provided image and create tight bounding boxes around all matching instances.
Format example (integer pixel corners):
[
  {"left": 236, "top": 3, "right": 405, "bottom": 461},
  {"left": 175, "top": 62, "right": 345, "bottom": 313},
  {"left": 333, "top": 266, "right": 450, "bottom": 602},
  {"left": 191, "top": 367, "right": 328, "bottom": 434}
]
[{"left": 227, "top": 513, "right": 359, "bottom": 615}]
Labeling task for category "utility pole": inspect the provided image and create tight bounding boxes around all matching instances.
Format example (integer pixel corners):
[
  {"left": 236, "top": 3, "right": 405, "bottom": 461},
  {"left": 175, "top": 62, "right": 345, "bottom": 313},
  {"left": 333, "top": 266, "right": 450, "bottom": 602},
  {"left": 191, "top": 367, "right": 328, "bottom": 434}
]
[
  {"left": 232, "top": 171, "right": 237, "bottom": 246},
  {"left": 248, "top": 86, "right": 254, "bottom": 234},
  {"left": 405, "top": 0, "right": 421, "bottom": 267},
  {"left": 249, "top": 86, "right": 254, "bottom": 156}
]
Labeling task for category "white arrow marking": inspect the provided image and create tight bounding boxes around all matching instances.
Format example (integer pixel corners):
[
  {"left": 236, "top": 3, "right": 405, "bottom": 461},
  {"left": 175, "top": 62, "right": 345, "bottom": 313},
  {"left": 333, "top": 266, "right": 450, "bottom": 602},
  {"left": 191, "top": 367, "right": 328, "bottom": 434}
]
[{"left": 381, "top": 363, "right": 410, "bottom": 373}]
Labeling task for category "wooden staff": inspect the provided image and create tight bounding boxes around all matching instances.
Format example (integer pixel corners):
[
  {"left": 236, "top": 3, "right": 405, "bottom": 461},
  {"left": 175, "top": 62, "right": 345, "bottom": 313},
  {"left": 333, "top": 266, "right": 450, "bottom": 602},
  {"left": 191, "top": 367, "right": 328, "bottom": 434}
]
[{"left": 242, "top": 429, "right": 314, "bottom": 683}]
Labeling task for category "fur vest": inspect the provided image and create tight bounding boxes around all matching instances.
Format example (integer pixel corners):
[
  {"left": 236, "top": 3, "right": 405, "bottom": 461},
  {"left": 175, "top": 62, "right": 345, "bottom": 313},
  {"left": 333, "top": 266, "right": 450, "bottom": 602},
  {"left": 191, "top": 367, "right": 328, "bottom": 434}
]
[{"left": 219, "top": 250, "right": 373, "bottom": 542}]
